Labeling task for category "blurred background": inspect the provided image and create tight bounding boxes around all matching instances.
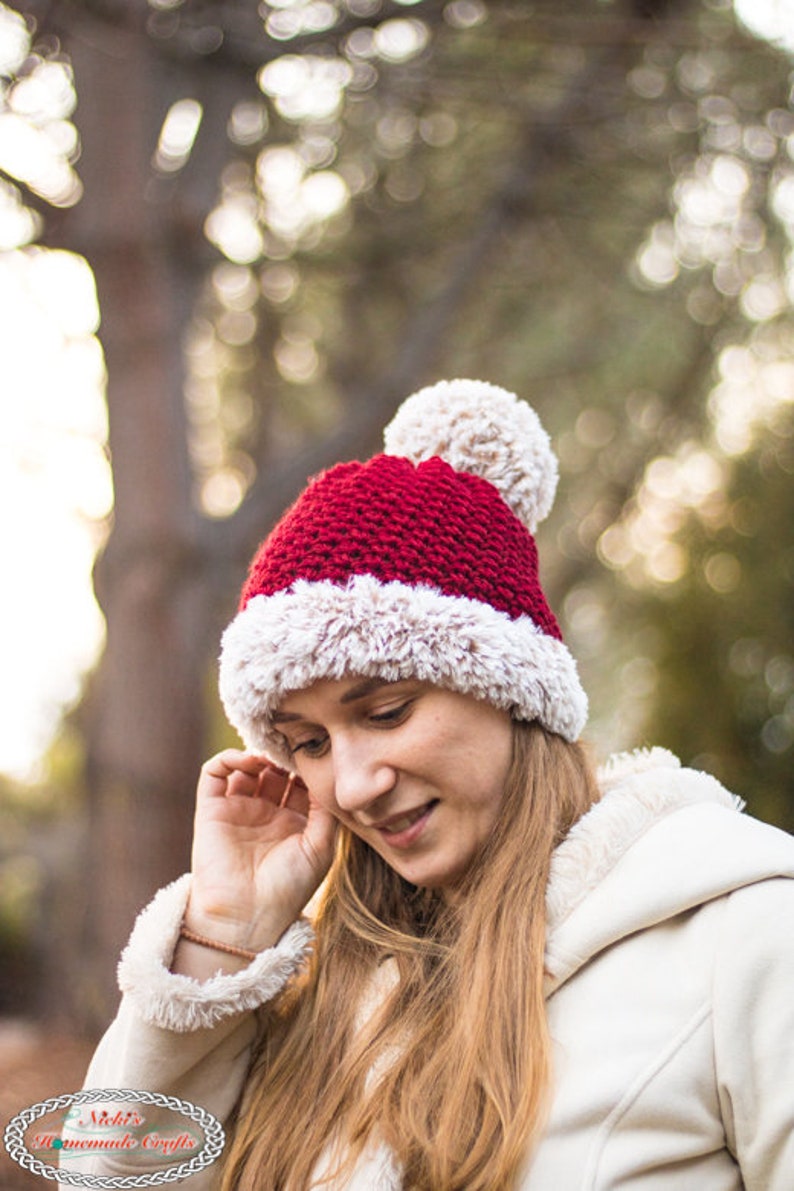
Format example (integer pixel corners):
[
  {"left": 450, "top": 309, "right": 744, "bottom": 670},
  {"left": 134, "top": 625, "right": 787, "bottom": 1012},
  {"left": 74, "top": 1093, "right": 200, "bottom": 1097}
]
[{"left": 1, "top": 0, "right": 794, "bottom": 1134}]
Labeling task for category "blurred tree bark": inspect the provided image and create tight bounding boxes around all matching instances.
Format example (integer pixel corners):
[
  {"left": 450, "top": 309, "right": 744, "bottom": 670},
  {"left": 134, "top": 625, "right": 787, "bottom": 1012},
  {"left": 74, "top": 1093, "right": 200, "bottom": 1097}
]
[{"left": 53, "top": 3, "right": 217, "bottom": 1023}]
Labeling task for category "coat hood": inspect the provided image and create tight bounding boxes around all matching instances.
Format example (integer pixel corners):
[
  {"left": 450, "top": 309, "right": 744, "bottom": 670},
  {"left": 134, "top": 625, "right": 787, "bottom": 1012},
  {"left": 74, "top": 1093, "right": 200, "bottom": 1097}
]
[{"left": 544, "top": 748, "right": 794, "bottom": 995}]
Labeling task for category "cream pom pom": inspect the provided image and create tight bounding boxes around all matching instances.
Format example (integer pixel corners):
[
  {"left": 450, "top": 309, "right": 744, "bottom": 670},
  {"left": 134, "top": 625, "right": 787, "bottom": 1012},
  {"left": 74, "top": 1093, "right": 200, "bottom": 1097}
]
[{"left": 383, "top": 378, "right": 558, "bottom": 532}]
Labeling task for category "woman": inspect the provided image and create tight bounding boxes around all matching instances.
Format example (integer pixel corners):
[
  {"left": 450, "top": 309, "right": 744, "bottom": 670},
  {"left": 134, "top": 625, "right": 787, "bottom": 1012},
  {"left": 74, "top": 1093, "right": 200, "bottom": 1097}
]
[{"left": 79, "top": 380, "right": 794, "bottom": 1189}]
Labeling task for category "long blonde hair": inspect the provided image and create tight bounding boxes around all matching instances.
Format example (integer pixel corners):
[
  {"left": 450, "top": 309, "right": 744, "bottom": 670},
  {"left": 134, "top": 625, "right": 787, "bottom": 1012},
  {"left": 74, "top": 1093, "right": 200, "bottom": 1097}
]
[{"left": 220, "top": 721, "right": 599, "bottom": 1191}]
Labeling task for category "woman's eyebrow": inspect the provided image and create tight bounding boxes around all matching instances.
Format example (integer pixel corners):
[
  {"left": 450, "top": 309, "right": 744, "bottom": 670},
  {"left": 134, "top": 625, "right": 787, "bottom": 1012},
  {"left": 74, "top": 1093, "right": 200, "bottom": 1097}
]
[
  {"left": 271, "top": 710, "right": 301, "bottom": 724},
  {"left": 271, "top": 679, "right": 392, "bottom": 723},
  {"left": 339, "top": 678, "right": 392, "bottom": 704}
]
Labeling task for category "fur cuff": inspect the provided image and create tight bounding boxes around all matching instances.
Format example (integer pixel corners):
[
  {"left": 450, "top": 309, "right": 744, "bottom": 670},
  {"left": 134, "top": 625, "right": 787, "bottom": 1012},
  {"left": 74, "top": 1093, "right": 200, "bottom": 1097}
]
[{"left": 117, "top": 874, "right": 314, "bottom": 1032}]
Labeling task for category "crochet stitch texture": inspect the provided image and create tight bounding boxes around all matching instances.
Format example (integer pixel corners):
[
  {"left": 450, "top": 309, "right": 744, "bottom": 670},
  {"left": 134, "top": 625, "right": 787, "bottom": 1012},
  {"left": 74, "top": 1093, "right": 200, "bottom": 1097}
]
[{"left": 240, "top": 454, "right": 562, "bottom": 639}]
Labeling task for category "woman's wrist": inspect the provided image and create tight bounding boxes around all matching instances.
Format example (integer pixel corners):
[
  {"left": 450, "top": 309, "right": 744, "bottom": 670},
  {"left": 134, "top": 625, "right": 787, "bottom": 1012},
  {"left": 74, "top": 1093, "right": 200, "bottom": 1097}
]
[
  {"left": 170, "top": 904, "right": 302, "bottom": 980},
  {"left": 171, "top": 930, "right": 252, "bottom": 979},
  {"left": 182, "top": 894, "right": 297, "bottom": 955},
  {"left": 178, "top": 923, "right": 258, "bottom": 962}
]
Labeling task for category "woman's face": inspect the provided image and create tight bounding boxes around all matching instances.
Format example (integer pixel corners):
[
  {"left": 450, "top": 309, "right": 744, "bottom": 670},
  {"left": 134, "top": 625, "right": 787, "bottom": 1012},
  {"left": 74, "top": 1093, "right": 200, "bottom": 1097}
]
[{"left": 274, "top": 677, "right": 513, "bottom": 892}]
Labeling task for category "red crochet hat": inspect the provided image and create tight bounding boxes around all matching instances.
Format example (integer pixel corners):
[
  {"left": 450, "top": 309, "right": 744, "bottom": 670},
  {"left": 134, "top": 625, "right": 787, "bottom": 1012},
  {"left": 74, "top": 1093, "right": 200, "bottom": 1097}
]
[{"left": 219, "top": 379, "right": 587, "bottom": 754}]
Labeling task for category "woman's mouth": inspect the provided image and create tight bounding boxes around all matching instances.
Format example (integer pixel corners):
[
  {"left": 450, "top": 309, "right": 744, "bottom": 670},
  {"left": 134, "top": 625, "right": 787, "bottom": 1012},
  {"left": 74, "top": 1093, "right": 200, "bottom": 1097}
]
[{"left": 375, "top": 800, "right": 438, "bottom": 848}]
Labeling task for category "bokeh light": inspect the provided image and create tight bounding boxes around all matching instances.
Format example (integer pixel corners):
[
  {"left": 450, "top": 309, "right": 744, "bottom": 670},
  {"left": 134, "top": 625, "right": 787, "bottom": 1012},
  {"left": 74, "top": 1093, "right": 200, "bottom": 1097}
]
[{"left": 0, "top": 250, "right": 110, "bottom": 778}]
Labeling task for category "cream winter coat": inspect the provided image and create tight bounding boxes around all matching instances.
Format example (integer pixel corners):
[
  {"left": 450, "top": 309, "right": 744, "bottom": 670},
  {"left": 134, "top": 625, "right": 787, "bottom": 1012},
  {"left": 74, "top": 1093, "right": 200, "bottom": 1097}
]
[{"left": 74, "top": 750, "right": 794, "bottom": 1189}]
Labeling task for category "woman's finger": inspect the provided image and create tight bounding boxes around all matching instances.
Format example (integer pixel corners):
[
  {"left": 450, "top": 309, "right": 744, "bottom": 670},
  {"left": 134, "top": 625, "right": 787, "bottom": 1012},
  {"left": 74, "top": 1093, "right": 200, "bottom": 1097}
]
[
  {"left": 252, "top": 762, "right": 308, "bottom": 808},
  {"left": 225, "top": 768, "right": 264, "bottom": 798},
  {"left": 277, "top": 772, "right": 310, "bottom": 815},
  {"left": 198, "top": 750, "right": 276, "bottom": 801}
]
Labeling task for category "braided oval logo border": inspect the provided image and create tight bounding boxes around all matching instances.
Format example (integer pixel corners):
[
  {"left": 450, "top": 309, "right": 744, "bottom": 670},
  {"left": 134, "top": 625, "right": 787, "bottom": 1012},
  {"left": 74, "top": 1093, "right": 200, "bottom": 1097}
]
[{"left": 2, "top": 1087, "right": 225, "bottom": 1188}]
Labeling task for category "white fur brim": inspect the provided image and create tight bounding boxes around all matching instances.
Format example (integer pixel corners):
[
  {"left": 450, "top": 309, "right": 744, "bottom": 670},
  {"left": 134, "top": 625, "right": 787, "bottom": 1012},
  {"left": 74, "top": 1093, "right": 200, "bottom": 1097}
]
[{"left": 219, "top": 574, "right": 587, "bottom": 756}]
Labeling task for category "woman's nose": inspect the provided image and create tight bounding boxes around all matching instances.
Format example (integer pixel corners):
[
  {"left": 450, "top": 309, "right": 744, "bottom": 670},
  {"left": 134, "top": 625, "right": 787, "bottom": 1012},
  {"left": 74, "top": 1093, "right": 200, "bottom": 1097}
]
[{"left": 331, "top": 736, "right": 396, "bottom": 815}]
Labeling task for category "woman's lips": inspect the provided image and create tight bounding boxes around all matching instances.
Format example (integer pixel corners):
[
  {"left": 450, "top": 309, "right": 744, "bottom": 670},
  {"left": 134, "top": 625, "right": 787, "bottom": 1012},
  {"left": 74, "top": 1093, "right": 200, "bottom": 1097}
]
[{"left": 374, "top": 800, "right": 438, "bottom": 848}]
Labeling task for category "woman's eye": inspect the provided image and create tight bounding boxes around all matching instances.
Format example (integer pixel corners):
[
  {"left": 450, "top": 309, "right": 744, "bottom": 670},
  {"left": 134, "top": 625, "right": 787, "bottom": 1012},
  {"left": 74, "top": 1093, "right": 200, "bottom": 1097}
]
[
  {"left": 292, "top": 734, "right": 329, "bottom": 758},
  {"left": 370, "top": 701, "right": 412, "bottom": 726}
]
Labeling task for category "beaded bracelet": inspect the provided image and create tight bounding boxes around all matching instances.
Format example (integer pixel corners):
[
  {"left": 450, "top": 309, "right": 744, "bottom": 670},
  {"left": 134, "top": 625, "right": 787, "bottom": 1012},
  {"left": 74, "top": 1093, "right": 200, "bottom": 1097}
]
[{"left": 179, "top": 923, "right": 258, "bottom": 963}]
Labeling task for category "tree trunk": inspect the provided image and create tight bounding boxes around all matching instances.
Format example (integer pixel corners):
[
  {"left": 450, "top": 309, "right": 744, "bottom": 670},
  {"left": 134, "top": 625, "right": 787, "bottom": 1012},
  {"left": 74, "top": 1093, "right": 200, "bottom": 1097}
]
[{"left": 55, "top": 6, "right": 216, "bottom": 1027}]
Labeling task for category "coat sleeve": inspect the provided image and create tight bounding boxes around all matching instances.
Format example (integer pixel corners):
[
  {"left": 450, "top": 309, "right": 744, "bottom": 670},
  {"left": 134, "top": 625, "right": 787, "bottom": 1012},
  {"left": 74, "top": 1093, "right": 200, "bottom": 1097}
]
[
  {"left": 61, "top": 875, "right": 314, "bottom": 1189},
  {"left": 713, "top": 876, "right": 794, "bottom": 1191}
]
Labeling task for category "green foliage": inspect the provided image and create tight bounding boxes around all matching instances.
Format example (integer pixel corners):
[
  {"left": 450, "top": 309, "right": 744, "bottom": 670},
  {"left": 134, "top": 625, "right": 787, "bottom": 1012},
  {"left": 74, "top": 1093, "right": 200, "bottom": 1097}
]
[
  {"left": 0, "top": 719, "right": 85, "bottom": 1006},
  {"left": 647, "top": 409, "right": 794, "bottom": 827}
]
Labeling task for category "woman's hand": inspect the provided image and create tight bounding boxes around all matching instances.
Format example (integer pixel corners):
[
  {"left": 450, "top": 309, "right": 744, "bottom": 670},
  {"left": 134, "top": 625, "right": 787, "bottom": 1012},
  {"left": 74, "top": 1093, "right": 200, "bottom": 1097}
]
[{"left": 183, "top": 749, "right": 338, "bottom": 954}]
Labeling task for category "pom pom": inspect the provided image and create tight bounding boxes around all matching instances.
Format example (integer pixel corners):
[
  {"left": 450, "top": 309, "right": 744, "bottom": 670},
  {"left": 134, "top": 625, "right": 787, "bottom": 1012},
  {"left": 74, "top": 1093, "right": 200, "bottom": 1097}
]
[{"left": 383, "top": 379, "right": 558, "bottom": 532}]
